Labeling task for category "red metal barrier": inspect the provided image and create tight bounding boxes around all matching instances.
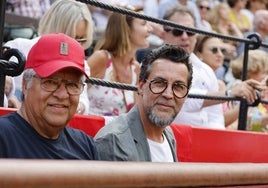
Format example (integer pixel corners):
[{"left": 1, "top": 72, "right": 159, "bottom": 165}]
[
  {"left": 170, "top": 124, "right": 268, "bottom": 162},
  {"left": 68, "top": 114, "right": 105, "bottom": 137}
]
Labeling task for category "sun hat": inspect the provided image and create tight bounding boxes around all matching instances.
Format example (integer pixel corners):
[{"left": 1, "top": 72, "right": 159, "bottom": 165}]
[{"left": 25, "top": 33, "right": 88, "bottom": 78}]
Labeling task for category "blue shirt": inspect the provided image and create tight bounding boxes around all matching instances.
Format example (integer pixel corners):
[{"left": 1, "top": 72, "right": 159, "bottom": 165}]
[{"left": 0, "top": 112, "right": 99, "bottom": 159}]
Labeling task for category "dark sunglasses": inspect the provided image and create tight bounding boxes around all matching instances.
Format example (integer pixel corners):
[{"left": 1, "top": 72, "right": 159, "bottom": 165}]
[
  {"left": 164, "top": 27, "right": 195, "bottom": 37},
  {"left": 210, "top": 47, "right": 227, "bottom": 55},
  {"left": 198, "top": 5, "right": 210, "bottom": 11}
]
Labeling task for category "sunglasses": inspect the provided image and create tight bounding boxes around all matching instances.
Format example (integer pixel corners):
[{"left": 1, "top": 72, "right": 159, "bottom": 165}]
[
  {"left": 209, "top": 47, "right": 227, "bottom": 55},
  {"left": 198, "top": 5, "right": 210, "bottom": 11},
  {"left": 75, "top": 38, "right": 87, "bottom": 45},
  {"left": 164, "top": 27, "right": 195, "bottom": 37}
]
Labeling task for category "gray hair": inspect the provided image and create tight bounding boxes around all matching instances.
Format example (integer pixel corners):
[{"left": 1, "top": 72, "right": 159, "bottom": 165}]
[
  {"left": 20, "top": 68, "right": 36, "bottom": 101},
  {"left": 253, "top": 10, "right": 268, "bottom": 30},
  {"left": 23, "top": 69, "right": 36, "bottom": 89},
  {"left": 163, "top": 5, "right": 196, "bottom": 27}
]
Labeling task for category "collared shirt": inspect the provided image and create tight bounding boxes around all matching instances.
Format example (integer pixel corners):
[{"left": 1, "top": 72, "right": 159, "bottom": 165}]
[{"left": 174, "top": 53, "right": 225, "bottom": 129}]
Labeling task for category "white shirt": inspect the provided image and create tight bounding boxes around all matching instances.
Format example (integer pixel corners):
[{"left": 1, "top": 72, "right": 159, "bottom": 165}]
[
  {"left": 173, "top": 53, "right": 225, "bottom": 129},
  {"left": 147, "top": 134, "right": 174, "bottom": 162}
]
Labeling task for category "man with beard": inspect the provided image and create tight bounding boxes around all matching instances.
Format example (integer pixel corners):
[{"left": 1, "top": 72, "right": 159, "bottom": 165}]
[{"left": 94, "top": 44, "right": 193, "bottom": 162}]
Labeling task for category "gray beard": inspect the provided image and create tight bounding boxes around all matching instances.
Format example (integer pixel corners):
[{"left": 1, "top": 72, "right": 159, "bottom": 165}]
[{"left": 147, "top": 109, "right": 175, "bottom": 128}]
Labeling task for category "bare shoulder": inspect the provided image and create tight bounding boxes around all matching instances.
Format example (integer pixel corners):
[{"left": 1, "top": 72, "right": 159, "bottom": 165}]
[
  {"left": 87, "top": 50, "right": 108, "bottom": 66},
  {"left": 86, "top": 50, "right": 109, "bottom": 78}
]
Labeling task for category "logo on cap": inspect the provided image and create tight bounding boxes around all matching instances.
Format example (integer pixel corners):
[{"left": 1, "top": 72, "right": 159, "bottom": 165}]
[{"left": 60, "top": 42, "right": 68, "bottom": 55}]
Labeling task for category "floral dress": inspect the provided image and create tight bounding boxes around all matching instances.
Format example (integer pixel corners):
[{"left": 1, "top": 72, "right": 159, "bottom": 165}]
[{"left": 87, "top": 51, "right": 137, "bottom": 116}]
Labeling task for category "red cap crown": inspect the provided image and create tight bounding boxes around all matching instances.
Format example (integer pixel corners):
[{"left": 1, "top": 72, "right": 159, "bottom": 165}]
[{"left": 26, "top": 33, "right": 87, "bottom": 78}]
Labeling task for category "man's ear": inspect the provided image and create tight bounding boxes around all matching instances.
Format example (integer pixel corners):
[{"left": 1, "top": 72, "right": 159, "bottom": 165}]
[
  {"left": 137, "top": 80, "right": 144, "bottom": 95},
  {"left": 22, "top": 78, "right": 29, "bottom": 93},
  {"left": 22, "top": 78, "right": 26, "bottom": 91}
]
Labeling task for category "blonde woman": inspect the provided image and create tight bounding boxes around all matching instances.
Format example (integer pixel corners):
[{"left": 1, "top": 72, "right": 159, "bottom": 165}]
[
  {"left": 207, "top": 2, "right": 242, "bottom": 58},
  {"left": 207, "top": 2, "right": 243, "bottom": 38},
  {"left": 38, "top": 0, "right": 93, "bottom": 50},
  {"left": 228, "top": 50, "right": 268, "bottom": 131}
]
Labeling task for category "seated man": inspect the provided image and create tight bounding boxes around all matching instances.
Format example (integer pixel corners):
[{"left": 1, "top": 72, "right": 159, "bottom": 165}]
[
  {"left": 95, "top": 44, "right": 193, "bottom": 162},
  {"left": 0, "top": 33, "right": 99, "bottom": 159}
]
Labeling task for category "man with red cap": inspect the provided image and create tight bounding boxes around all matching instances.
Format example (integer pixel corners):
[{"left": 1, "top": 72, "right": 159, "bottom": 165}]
[{"left": 0, "top": 33, "right": 99, "bottom": 159}]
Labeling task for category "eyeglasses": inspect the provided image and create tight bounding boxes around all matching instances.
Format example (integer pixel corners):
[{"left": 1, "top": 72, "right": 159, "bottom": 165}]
[
  {"left": 75, "top": 38, "right": 87, "bottom": 45},
  {"left": 164, "top": 27, "right": 195, "bottom": 37},
  {"left": 33, "top": 75, "right": 84, "bottom": 96},
  {"left": 148, "top": 78, "right": 189, "bottom": 99},
  {"left": 209, "top": 47, "right": 227, "bottom": 55},
  {"left": 198, "top": 5, "right": 210, "bottom": 11}
]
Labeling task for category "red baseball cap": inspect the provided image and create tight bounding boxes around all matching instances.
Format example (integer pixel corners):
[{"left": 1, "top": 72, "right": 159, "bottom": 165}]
[{"left": 25, "top": 33, "right": 88, "bottom": 78}]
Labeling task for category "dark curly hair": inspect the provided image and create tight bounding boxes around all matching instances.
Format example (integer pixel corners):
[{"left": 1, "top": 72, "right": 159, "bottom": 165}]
[{"left": 139, "top": 44, "right": 193, "bottom": 88}]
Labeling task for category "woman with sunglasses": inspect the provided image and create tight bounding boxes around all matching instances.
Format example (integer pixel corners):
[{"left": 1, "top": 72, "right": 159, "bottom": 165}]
[
  {"left": 194, "top": 35, "right": 240, "bottom": 127},
  {"left": 194, "top": 35, "right": 226, "bottom": 73},
  {"left": 207, "top": 1, "right": 242, "bottom": 62}
]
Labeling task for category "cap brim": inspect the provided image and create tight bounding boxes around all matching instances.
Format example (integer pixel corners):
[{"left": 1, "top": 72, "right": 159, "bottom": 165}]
[{"left": 33, "top": 60, "right": 89, "bottom": 78}]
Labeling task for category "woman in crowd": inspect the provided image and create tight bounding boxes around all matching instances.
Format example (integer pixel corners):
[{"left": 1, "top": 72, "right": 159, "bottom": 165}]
[
  {"left": 86, "top": 6, "right": 153, "bottom": 116},
  {"left": 207, "top": 2, "right": 243, "bottom": 38},
  {"left": 227, "top": 0, "right": 252, "bottom": 33},
  {"left": 230, "top": 50, "right": 268, "bottom": 132},
  {"left": 207, "top": 2, "right": 242, "bottom": 61},
  {"left": 194, "top": 35, "right": 239, "bottom": 127}
]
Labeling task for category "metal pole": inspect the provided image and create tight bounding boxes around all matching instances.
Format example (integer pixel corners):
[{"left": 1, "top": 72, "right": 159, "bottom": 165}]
[
  {"left": 0, "top": 0, "right": 7, "bottom": 107},
  {"left": 237, "top": 33, "right": 262, "bottom": 130},
  {"left": 237, "top": 44, "right": 249, "bottom": 130}
]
